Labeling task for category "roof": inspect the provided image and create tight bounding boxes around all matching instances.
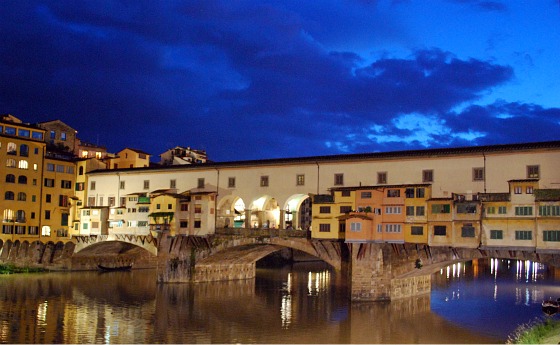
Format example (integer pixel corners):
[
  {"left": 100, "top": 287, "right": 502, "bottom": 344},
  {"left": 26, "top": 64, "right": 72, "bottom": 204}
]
[
  {"left": 508, "top": 179, "right": 540, "bottom": 183},
  {"left": 331, "top": 183, "right": 432, "bottom": 192},
  {"left": 89, "top": 140, "right": 560, "bottom": 175},
  {"left": 119, "top": 147, "right": 151, "bottom": 156}
]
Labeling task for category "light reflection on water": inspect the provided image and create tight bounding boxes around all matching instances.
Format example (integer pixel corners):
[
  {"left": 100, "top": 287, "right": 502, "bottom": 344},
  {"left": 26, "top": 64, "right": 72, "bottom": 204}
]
[{"left": 0, "top": 259, "right": 556, "bottom": 343}]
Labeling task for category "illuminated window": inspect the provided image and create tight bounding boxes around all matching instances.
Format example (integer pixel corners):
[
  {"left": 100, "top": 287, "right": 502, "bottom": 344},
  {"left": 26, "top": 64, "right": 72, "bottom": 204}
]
[
  {"left": 7, "top": 142, "right": 16, "bottom": 155},
  {"left": 81, "top": 151, "right": 89, "bottom": 158},
  {"left": 6, "top": 158, "right": 16, "bottom": 167}
]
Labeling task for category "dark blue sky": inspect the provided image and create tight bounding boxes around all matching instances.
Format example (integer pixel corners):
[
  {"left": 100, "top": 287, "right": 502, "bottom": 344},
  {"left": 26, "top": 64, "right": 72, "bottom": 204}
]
[{"left": 1, "top": 1, "right": 559, "bottom": 161}]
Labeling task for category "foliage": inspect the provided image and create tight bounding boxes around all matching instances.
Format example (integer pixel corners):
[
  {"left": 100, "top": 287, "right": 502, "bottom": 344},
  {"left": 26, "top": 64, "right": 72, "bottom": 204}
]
[
  {"left": 0, "top": 264, "right": 45, "bottom": 274},
  {"left": 148, "top": 212, "right": 175, "bottom": 223},
  {"left": 507, "top": 317, "right": 560, "bottom": 344}
]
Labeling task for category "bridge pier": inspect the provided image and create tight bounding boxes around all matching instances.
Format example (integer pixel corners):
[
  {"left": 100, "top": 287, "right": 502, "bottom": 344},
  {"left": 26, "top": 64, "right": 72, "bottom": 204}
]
[{"left": 348, "top": 243, "right": 431, "bottom": 302}]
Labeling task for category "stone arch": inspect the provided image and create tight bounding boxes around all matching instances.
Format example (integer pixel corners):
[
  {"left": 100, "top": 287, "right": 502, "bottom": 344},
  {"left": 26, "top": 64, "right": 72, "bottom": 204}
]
[
  {"left": 248, "top": 195, "right": 280, "bottom": 229},
  {"left": 283, "top": 194, "right": 311, "bottom": 230},
  {"left": 216, "top": 195, "right": 246, "bottom": 228}
]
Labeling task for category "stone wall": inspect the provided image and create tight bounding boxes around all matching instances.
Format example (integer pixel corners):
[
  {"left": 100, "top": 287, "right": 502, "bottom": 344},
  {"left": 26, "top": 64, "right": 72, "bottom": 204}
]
[{"left": 0, "top": 240, "right": 74, "bottom": 269}]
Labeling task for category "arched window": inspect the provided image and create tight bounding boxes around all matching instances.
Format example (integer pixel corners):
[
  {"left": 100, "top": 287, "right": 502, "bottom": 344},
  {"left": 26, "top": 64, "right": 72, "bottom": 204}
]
[
  {"left": 5, "top": 174, "right": 15, "bottom": 183},
  {"left": 19, "top": 144, "right": 29, "bottom": 157},
  {"left": 7, "top": 142, "right": 16, "bottom": 155},
  {"left": 6, "top": 158, "right": 16, "bottom": 167},
  {"left": 79, "top": 166, "right": 84, "bottom": 175},
  {"left": 18, "top": 160, "right": 28, "bottom": 169},
  {"left": 5, "top": 191, "right": 15, "bottom": 200},
  {"left": 17, "top": 192, "right": 26, "bottom": 201},
  {"left": 17, "top": 175, "right": 27, "bottom": 184}
]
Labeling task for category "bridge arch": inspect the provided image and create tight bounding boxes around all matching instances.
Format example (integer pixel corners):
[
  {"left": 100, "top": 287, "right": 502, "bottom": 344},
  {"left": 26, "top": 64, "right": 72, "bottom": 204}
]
[{"left": 73, "top": 234, "right": 158, "bottom": 256}]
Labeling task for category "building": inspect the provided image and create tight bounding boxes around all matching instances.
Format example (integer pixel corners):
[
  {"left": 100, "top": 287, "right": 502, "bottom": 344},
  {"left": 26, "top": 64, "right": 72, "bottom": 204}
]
[
  {"left": 159, "top": 146, "right": 208, "bottom": 165},
  {"left": 107, "top": 148, "right": 151, "bottom": 169},
  {"left": 37, "top": 119, "right": 78, "bottom": 157}
]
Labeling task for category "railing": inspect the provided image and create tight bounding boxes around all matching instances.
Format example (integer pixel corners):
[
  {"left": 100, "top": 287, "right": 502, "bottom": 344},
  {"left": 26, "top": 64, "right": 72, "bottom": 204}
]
[{"left": 215, "top": 227, "right": 309, "bottom": 238}]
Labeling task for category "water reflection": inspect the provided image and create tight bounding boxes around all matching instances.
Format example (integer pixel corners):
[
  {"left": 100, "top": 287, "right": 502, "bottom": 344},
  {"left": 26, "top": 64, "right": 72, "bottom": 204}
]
[{"left": 0, "top": 260, "right": 549, "bottom": 343}]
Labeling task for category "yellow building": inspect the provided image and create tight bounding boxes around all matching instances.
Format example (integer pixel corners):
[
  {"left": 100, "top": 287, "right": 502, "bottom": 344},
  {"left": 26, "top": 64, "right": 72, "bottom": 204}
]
[
  {"left": 404, "top": 185, "right": 431, "bottom": 244},
  {"left": 427, "top": 197, "right": 453, "bottom": 246},
  {"left": 535, "top": 189, "right": 560, "bottom": 251},
  {"left": 311, "top": 191, "right": 354, "bottom": 240},
  {"left": 451, "top": 194, "right": 481, "bottom": 248},
  {"left": 108, "top": 148, "right": 151, "bottom": 169},
  {"left": 1, "top": 116, "right": 46, "bottom": 242}
]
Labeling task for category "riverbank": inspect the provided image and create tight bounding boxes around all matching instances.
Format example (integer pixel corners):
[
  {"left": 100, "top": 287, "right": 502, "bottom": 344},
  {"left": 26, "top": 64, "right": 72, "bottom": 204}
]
[
  {"left": 507, "top": 318, "right": 560, "bottom": 344},
  {"left": 0, "top": 264, "right": 45, "bottom": 274}
]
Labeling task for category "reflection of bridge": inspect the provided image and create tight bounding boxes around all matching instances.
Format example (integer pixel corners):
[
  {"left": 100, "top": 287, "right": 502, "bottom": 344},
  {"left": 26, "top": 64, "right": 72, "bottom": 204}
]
[{"left": 67, "top": 228, "right": 560, "bottom": 301}]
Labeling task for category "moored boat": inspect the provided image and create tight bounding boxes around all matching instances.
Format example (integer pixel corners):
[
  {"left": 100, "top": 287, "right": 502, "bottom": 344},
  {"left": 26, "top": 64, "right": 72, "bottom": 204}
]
[
  {"left": 97, "top": 264, "right": 132, "bottom": 271},
  {"left": 541, "top": 299, "right": 559, "bottom": 316}
]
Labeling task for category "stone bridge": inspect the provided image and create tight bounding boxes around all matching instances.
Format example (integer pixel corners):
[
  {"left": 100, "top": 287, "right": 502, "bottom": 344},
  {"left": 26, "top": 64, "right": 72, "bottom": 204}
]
[
  {"left": 73, "top": 234, "right": 158, "bottom": 256},
  {"left": 153, "top": 230, "right": 560, "bottom": 301}
]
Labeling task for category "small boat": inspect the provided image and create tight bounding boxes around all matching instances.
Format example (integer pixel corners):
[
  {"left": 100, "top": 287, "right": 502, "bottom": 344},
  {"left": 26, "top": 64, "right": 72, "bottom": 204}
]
[
  {"left": 97, "top": 264, "right": 132, "bottom": 272},
  {"left": 541, "top": 299, "right": 559, "bottom": 316}
]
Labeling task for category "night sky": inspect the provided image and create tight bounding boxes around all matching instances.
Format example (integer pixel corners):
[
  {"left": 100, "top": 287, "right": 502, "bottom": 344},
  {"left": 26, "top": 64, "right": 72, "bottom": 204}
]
[{"left": 1, "top": 1, "right": 559, "bottom": 162}]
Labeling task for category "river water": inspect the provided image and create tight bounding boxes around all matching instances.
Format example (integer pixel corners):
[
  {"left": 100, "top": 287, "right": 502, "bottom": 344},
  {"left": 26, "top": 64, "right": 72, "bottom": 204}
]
[{"left": 0, "top": 258, "right": 558, "bottom": 344}]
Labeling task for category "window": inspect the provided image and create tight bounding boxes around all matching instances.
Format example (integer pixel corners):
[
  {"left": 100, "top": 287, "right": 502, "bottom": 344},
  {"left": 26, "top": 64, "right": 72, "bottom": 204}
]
[
  {"left": 527, "top": 165, "right": 539, "bottom": 178},
  {"left": 180, "top": 221, "right": 188, "bottom": 228},
  {"left": 387, "top": 189, "right": 400, "bottom": 197},
  {"left": 377, "top": 224, "right": 382, "bottom": 233},
  {"left": 405, "top": 188, "right": 415, "bottom": 198},
  {"left": 88, "top": 197, "right": 95, "bottom": 206},
  {"left": 194, "top": 220, "right": 201, "bottom": 228},
  {"left": 108, "top": 197, "right": 115, "bottom": 207},
  {"left": 340, "top": 206, "right": 352, "bottom": 213},
  {"left": 46, "top": 194, "right": 52, "bottom": 203},
  {"left": 473, "top": 167, "right": 484, "bottom": 181},
  {"left": 61, "top": 180, "right": 71, "bottom": 189},
  {"left": 56, "top": 165, "right": 64, "bottom": 173},
  {"left": 180, "top": 204, "right": 188, "bottom": 212},
  {"left": 406, "top": 206, "right": 415, "bottom": 216},
  {"left": 339, "top": 222, "right": 346, "bottom": 233},
  {"left": 260, "top": 176, "right": 269, "bottom": 187},
  {"left": 417, "top": 187, "right": 425, "bottom": 198},
  {"left": 456, "top": 203, "right": 477, "bottom": 214},
  {"left": 138, "top": 206, "right": 150, "bottom": 213},
  {"left": 170, "top": 179, "right": 176, "bottom": 189},
  {"left": 168, "top": 203, "right": 173, "bottom": 210},
  {"left": 45, "top": 210, "right": 51, "bottom": 220},
  {"left": 120, "top": 181, "right": 125, "bottom": 189},
  {"left": 47, "top": 163, "right": 55, "bottom": 171},
  {"left": 19, "top": 144, "right": 29, "bottom": 157},
  {"left": 319, "top": 206, "right": 331, "bottom": 213},
  {"left": 194, "top": 205, "right": 202, "bottom": 214},
  {"left": 515, "top": 206, "right": 533, "bottom": 216},
  {"left": 361, "top": 192, "right": 372, "bottom": 199},
  {"left": 18, "top": 160, "right": 28, "bottom": 169},
  {"left": 296, "top": 174, "right": 305, "bottom": 186},
  {"left": 198, "top": 178, "right": 205, "bottom": 188},
  {"left": 28, "top": 226, "right": 39, "bottom": 235},
  {"left": 490, "top": 230, "right": 503, "bottom": 239},
  {"left": 7, "top": 142, "right": 16, "bottom": 155},
  {"left": 319, "top": 224, "right": 331, "bottom": 232},
  {"left": 143, "top": 180, "right": 150, "bottom": 190},
  {"left": 540, "top": 206, "right": 560, "bottom": 216},
  {"left": 44, "top": 178, "right": 54, "bottom": 187},
  {"left": 416, "top": 206, "right": 425, "bottom": 216},
  {"left": 377, "top": 172, "right": 387, "bottom": 184},
  {"left": 6, "top": 158, "right": 16, "bottom": 167},
  {"left": 31, "top": 131, "right": 43, "bottom": 140},
  {"left": 526, "top": 186, "right": 533, "bottom": 194},
  {"left": 543, "top": 231, "right": 560, "bottom": 242},
  {"left": 18, "top": 129, "right": 30, "bottom": 138},
  {"left": 17, "top": 192, "right": 26, "bottom": 201},
  {"left": 434, "top": 225, "right": 446, "bottom": 236},
  {"left": 486, "top": 206, "right": 496, "bottom": 214},
  {"left": 79, "top": 166, "right": 84, "bottom": 175},
  {"left": 340, "top": 190, "right": 350, "bottom": 197},
  {"left": 385, "top": 206, "right": 401, "bottom": 214},
  {"left": 5, "top": 174, "right": 15, "bottom": 183},
  {"left": 5, "top": 127, "right": 16, "bottom": 136},
  {"left": 411, "top": 226, "right": 423, "bottom": 235},
  {"left": 515, "top": 230, "right": 532, "bottom": 240},
  {"left": 75, "top": 182, "right": 85, "bottom": 191},
  {"left": 423, "top": 170, "right": 434, "bottom": 183},
  {"left": 498, "top": 206, "right": 507, "bottom": 214},
  {"left": 385, "top": 224, "right": 402, "bottom": 233},
  {"left": 61, "top": 132, "right": 67, "bottom": 141},
  {"left": 350, "top": 222, "right": 362, "bottom": 232},
  {"left": 514, "top": 186, "right": 522, "bottom": 194},
  {"left": 431, "top": 204, "right": 450, "bottom": 214},
  {"left": 61, "top": 213, "right": 69, "bottom": 226},
  {"left": 50, "top": 130, "right": 55, "bottom": 139},
  {"left": 66, "top": 166, "right": 74, "bottom": 174},
  {"left": 228, "top": 177, "right": 236, "bottom": 188},
  {"left": 90, "top": 181, "right": 96, "bottom": 190},
  {"left": 461, "top": 224, "right": 475, "bottom": 237},
  {"left": 17, "top": 175, "right": 27, "bottom": 184},
  {"left": 334, "top": 174, "right": 344, "bottom": 186},
  {"left": 120, "top": 197, "right": 126, "bottom": 207},
  {"left": 4, "top": 191, "right": 14, "bottom": 200}
]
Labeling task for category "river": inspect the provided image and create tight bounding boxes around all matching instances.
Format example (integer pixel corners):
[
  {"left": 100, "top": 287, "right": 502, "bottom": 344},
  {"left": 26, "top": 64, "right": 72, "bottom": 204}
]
[{"left": 0, "top": 258, "right": 557, "bottom": 344}]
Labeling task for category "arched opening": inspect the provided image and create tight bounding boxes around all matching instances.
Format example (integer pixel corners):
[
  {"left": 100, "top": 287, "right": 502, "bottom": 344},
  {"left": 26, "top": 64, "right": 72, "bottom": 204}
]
[
  {"left": 216, "top": 196, "right": 246, "bottom": 228},
  {"left": 249, "top": 196, "right": 280, "bottom": 229},
  {"left": 283, "top": 194, "right": 312, "bottom": 230}
]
